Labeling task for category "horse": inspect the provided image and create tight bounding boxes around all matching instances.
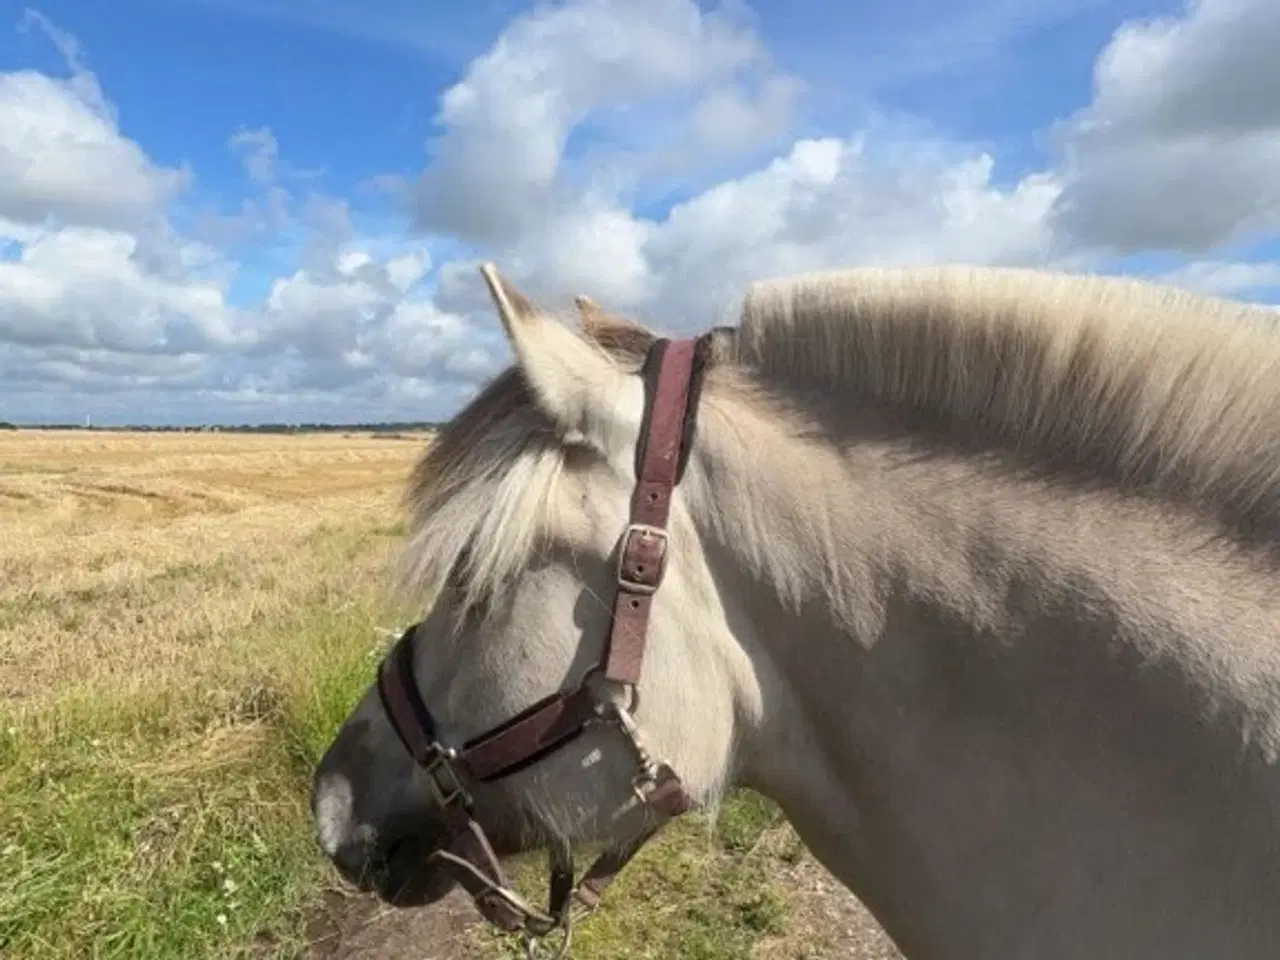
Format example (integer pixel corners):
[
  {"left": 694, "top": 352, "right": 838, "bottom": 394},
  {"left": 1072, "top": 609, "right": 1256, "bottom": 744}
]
[{"left": 311, "top": 261, "right": 1280, "bottom": 959}]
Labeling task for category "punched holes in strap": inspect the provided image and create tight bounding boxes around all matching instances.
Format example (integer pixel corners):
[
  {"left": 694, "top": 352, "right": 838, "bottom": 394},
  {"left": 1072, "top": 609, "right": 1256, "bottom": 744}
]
[
  {"left": 631, "top": 339, "right": 698, "bottom": 529},
  {"left": 601, "top": 338, "right": 700, "bottom": 686}
]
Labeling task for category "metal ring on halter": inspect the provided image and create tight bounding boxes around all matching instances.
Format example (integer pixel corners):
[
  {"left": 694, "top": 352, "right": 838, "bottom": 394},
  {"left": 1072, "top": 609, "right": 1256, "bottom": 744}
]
[{"left": 573, "top": 663, "right": 641, "bottom": 717}]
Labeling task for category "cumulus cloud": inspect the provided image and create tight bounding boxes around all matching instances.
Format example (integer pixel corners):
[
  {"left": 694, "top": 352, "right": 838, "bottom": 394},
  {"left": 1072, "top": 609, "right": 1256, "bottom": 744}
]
[
  {"left": 1048, "top": 0, "right": 1280, "bottom": 253},
  {"left": 404, "top": 0, "right": 1062, "bottom": 325},
  {"left": 1160, "top": 258, "right": 1280, "bottom": 297},
  {"left": 0, "top": 11, "right": 484, "bottom": 422},
  {"left": 251, "top": 248, "right": 494, "bottom": 383},
  {"left": 229, "top": 127, "right": 280, "bottom": 185},
  {"left": 0, "top": 148, "right": 463, "bottom": 422},
  {"left": 637, "top": 140, "right": 1061, "bottom": 324},
  {"left": 0, "top": 223, "right": 240, "bottom": 354},
  {"left": 410, "top": 0, "right": 1280, "bottom": 334},
  {"left": 409, "top": 0, "right": 793, "bottom": 245},
  {"left": 0, "top": 18, "right": 188, "bottom": 233}
]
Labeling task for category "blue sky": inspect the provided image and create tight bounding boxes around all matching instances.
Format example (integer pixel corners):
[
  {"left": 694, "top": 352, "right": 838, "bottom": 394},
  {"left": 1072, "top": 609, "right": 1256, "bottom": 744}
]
[{"left": 1, "top": 0, "right": 1278, "bottom": 425}]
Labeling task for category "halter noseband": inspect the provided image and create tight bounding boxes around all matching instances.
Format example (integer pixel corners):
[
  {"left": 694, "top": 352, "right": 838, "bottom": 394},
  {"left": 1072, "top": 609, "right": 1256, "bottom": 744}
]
[{"left": 375, "top": 335, "right": 711, "bottom": 956}]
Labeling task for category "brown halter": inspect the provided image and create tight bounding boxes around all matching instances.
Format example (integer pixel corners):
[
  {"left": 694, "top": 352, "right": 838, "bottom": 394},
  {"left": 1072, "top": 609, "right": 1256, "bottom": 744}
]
[{"left": 376, "top": 334, "right": 711, "bottom": 956}]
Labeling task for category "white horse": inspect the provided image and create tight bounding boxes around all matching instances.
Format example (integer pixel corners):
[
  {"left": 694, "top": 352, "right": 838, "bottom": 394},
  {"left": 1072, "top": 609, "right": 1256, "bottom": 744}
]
[{"left": 312, "top": 262, "right": 1280, "bottom": 959}]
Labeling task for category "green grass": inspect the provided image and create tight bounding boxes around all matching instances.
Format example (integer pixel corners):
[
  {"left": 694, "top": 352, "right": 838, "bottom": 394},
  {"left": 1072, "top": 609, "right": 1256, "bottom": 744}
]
[{"left": 0, "top": 598, "right": 394, "bottom": 960}]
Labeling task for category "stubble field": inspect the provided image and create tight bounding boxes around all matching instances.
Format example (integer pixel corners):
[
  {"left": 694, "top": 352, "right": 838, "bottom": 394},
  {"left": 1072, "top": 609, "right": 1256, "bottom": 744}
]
[{"left": 0, "top": 429, "right": 897, "bottom": 960}]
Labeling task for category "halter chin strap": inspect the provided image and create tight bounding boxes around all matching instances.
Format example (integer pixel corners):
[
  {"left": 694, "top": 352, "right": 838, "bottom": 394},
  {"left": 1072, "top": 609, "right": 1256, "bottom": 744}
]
[{"left": 375, "top": 335, "right": 710, "bottom": 956}]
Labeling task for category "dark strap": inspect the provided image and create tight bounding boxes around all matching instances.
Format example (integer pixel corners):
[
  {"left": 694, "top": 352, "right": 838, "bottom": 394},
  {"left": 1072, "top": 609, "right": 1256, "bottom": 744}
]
[
  {"left": 603, "top": 338, "right": 699, "bottom": 685},
  {"left": 376, "top": 624, "right": 440, "bottom": 768},
  {"left": 458, "top": 686, "right": 598, "bottom": 782}
]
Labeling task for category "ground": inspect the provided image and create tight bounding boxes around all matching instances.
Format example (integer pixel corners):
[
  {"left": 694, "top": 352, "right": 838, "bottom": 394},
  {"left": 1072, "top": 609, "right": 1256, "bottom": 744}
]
[
  {"left": 304, "top": 852, "right": 903, "bottom": 959},
  {"left": 0, "top": 429, "right": 902, "bottom": 960}
]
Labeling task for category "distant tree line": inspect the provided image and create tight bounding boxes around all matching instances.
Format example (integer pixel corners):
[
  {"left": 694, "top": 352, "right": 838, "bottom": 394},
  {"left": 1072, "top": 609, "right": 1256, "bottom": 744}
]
[{"left": 0, "top": 421, "right": 442, "bottom": 433}]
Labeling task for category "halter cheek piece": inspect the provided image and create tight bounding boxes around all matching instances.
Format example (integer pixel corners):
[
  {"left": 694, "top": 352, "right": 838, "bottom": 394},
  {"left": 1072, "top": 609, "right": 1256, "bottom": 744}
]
[{"left": 375, "top": 335, "right": 711, "bottom": 956}]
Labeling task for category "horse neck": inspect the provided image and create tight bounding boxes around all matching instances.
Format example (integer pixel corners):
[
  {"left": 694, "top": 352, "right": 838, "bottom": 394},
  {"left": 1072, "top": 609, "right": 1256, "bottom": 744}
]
[{"left": 685, "top": 399, "right": 1280, "bottom": 958}]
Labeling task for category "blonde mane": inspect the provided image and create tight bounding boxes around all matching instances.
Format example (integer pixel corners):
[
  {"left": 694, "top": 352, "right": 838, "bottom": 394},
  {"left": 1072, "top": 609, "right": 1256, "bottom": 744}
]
[
  {"left": 736, "top": 265, "right": 1280, "bottom": 548},
  {"left": 400, "top": 266, "right": 1280, "bottom": 610}
]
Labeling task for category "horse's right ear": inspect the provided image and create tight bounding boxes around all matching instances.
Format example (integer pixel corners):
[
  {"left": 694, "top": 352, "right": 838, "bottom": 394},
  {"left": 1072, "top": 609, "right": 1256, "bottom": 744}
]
[
  {"left": 573, "top": 294, "right": 609, "bottom": 335},
  {"left": 572, "top": 293, "right": 659, "bottom": 358}
]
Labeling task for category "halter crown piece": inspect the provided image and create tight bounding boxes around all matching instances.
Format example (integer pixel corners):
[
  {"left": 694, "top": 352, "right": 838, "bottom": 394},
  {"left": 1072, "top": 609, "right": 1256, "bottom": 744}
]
[{"left": 375, "top": 334, "right": 711, "bottom": 958}]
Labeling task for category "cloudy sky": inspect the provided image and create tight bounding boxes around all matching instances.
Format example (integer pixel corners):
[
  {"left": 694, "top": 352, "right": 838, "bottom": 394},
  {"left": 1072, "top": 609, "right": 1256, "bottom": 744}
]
[{"left": 2, "top": 0, "right": 1279, "bottom": 425}]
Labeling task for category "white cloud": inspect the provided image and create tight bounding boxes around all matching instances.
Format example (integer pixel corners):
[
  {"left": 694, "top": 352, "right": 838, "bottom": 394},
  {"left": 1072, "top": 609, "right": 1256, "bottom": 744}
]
[
  {"left": 1160, "top": 259, "right": 1280, "bottom": 297},
  {"left": 1048, "top": 0, "right": 1280, "bottom": 253},
  {"left": 690, "top": 74, "right": 802, "bottom": 155},
  {"left": 403, "top": 0, "right": 1066, "bottom": 330},
  {"left": 474, "top": 135, "right": 1061, "bottom": 331},
  {"left": 0, "top": 68, "right": 188, "bottom": 233},
  {"left": 0, "top": 15, "right": 463, "bottom": 420},
  {"left": 248, "top": 241, "right": 493, "bottom": 390},
  {"left": 410, "top": 0, "right": 793, "bottom": 245},
  {"left": 5, "top": 0, "right": 1280, "bottom": 425},
  {"left": 0, "top": 222, "right": 241, "bottom": 354},
  {"left": 638, "top": 140, "right": 1061, "bottom": 324},
  {"left": 229, "top": 127, "right": 280, "bottom": 184}
]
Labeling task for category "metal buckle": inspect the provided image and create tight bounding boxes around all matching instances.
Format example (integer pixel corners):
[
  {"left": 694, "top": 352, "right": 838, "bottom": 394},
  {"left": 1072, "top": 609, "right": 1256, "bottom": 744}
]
[
  {"left": 630, "top": 769, "right": 659, "bottom": 806},
  {"left": 423, "top": 749, "right": 470, "bottom": 808},
  {"left": 615, "top": 523, "right": 669, "bottom": 596}
]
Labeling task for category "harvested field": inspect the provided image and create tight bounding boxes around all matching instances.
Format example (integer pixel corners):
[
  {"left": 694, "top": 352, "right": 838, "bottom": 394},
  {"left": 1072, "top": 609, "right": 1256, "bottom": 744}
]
[{"left": 0, "top": 430, "right": 898, "bottom": 960}]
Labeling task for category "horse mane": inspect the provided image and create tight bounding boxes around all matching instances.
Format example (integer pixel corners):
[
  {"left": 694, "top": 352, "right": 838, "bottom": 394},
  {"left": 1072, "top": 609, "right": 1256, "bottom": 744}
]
[
  {"left": 735, "top": 265, "right": 1280, "bottom": 546},
  {"left": 400, "top": 265, "right": 1280, "bottom": 609}
]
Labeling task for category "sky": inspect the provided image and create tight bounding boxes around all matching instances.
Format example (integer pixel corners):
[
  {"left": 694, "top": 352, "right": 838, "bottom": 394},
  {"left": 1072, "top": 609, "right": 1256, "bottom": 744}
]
[{"left": 2, "top": 0, "right": 1279, "bottom": 426}]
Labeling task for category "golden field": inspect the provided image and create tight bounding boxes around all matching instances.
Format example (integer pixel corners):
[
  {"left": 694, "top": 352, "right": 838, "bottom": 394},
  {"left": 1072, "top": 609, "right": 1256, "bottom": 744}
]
[
  {"left": 0, "top": 429, "right": 895, "bottom": 960},
  {"left": 1, "top": 429, "right": 422, "bottom": 704}
]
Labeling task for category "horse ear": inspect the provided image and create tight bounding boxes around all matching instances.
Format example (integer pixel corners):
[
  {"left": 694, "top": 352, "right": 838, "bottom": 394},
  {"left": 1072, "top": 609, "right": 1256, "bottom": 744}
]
[
  {"left": 479, "top": 263, "right": 638, "bottom": 447},
  {"left": 574, "top": 293, "right": 660, "bottom": 360},
  {"left": 573, "top": 294, "right": 609, "bottom": 335}
]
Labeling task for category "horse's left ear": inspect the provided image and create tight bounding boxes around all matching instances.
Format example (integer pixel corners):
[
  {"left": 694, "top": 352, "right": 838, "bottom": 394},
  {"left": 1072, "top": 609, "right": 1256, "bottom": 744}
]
[{"left": 479, "top": 263, "right": 641, "bottom": 452}]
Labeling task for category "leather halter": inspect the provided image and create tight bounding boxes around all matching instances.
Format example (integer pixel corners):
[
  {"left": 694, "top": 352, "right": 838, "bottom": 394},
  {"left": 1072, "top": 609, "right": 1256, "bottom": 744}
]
[{"left": 375, "top": 335, "right": 710, "bottom": 955}]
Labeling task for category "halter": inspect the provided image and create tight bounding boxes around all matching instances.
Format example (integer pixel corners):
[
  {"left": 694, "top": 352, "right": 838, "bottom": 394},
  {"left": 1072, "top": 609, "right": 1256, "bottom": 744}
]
[{"left": 375, "top": 335, "right": 711, "bottom": 957}]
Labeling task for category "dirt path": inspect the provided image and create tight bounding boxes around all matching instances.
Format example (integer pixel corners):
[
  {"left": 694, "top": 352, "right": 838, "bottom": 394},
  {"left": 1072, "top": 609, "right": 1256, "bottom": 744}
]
[
  {"left": 304, "top": 888, "right": 482, "bottom": 959},
  {"left": 303, "top": 857, "right": 903, "bottom": 960},
  {"left": 760, "top": 857, "right": 903, "bottom": 960}
]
